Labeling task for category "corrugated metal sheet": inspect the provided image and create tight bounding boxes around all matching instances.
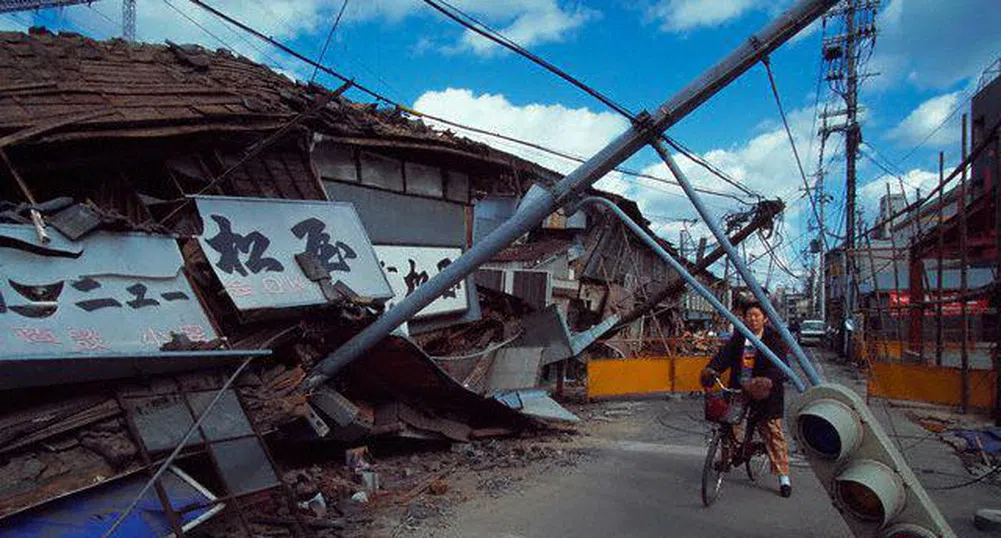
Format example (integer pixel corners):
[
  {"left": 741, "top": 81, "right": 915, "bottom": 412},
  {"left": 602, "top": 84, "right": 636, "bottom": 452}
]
[
  {"left": 0, "top": 226, "right": 219, "bottom": 362},
  {"left": 193, "top": 195, "right": 393, "bottom": 311},
  {"left": 493, "top": 389, "right": 579, "bottom": 423}
]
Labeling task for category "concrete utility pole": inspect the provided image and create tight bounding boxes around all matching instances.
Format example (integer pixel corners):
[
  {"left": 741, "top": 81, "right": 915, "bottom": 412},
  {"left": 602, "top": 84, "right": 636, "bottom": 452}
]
[
  {"left": 304, "top": 0, "right": 839, "bottom": 389},
  {"left": 819, "top": 0, "right": 879, "bottom": 360}
]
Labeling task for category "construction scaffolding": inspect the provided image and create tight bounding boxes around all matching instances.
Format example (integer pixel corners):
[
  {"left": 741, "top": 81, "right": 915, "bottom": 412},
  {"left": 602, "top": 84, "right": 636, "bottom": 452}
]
[{"left": 832, "top": 70, "right": 1001, "bottom": 420}]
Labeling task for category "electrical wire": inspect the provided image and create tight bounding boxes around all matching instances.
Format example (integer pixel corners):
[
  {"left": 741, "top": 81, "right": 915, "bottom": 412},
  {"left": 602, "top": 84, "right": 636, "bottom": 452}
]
[
  {"left": 420, "top": 0, "right": 761, "bottom": 202},
  {"left": 763, "top": 57, "right": 826, "bottom": 254},
  {"left": 309, "top": 0, "right": 349, "bottom": 84}
]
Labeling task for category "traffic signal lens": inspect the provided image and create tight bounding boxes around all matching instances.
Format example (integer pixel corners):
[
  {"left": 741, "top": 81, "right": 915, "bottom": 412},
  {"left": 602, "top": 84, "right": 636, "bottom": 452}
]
[
  {"left": 796, "top": 398, "right": 861, "bottom": 461},
  {"left": 834, "top": 460, "right": 906, "bottom": 526},
  {"left": 799, "top": 414, "right": 840, "bottom": 457},
  {"left": 837, "top": 480, "right": 885, "bottom": 522}
]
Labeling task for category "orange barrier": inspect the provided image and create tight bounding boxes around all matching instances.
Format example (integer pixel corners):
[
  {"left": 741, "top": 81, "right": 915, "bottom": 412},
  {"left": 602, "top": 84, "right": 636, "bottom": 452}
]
[
  {"left": 587, "top": 356, "right": 711, "bottom": 399},
  {"left": 867, "top": 361, "right": 996, "bottom": 410}
]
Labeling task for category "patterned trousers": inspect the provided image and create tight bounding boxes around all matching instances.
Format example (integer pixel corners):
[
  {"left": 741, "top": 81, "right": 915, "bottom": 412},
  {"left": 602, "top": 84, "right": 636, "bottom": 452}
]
[{"left": 733, "top": 417, "right": 790, "bottom": 476}]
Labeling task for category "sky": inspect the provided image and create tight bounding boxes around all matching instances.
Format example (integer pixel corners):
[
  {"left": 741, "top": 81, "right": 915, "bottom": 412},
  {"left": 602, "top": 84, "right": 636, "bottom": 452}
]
[{"left": 3, "top": 0, "right": 1000, "bottom": 290}]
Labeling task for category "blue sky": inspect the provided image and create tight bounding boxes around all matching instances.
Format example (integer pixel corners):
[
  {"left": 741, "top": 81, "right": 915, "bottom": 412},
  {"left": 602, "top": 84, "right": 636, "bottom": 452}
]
[{"left": 3, "top": 0, "right": 1000, "bottom": 287}]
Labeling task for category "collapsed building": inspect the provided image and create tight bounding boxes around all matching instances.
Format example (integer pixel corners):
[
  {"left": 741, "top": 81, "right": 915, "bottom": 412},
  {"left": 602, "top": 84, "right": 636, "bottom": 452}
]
[{"left": 0, "top": 29, "right": 739, "bottom": 535}]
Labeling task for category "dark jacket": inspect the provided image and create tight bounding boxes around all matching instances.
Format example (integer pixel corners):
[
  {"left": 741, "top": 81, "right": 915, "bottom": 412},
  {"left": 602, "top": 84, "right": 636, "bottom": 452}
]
[{"left": 707, "top": 325, "right": 789, "bottom": 419}]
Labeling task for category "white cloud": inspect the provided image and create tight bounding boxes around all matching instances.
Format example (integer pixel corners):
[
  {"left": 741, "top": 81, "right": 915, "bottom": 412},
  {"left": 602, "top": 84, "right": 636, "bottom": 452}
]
[
  {"left": 858, "top": 168, "right": 939, "bottom": 224},
  {"left": 886, "top": 91, "right": 963, "bottom": 148},
  {"left": 874, "top": 0, "right": 1001, "bottom": 90},
  {"left": 648, "top": 0, "right": 759, "bottom": 32},
  {"left": 455, "top": 3, "right": 597, "bottom": 57},
  {"left": 412, "top": 88, "right": 629, "bottom": 174}
]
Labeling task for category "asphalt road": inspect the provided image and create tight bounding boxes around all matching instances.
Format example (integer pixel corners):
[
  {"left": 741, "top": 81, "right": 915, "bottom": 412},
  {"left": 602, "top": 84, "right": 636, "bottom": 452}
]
[
  {"left": 430, "top": 393, "right": 852, "bottom": 538},
  {"left": 435, "top": 437, "right": 851, "bottom": 538}
]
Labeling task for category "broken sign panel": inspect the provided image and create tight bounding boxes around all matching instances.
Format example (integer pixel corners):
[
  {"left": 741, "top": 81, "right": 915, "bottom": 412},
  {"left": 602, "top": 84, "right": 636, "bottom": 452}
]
[
  {"left": 0, "top": 225, "right": 217, "bottom": 356},
  {"left": 193, "top": 196, "right": 393, "bottom": 311},
  {"left": 374, "top": 245, "right": 467, "bottom": 318}
]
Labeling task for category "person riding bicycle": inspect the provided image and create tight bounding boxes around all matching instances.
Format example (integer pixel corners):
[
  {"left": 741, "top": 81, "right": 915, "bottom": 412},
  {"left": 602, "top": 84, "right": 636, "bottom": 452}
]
[{"left": 699, "top": 301, "right": 793, "bottom": 498}]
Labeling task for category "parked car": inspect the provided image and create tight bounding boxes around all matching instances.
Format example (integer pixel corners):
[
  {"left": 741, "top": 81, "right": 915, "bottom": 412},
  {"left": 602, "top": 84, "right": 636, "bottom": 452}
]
[{"left": 797, "top": 319, "right": 825, "bottom": 346}]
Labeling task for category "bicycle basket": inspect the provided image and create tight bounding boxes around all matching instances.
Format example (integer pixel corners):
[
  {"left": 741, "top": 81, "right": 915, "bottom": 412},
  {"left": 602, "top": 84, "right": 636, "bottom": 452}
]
[{"left": 704, "top": 391, "right": 745, "bottom": 424}]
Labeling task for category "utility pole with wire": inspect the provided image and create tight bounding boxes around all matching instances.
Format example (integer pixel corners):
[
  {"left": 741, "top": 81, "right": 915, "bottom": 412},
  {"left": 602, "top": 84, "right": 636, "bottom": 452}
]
[
  {"left": 122, "top": 0, "right": 135, "bottom": 41},
  {"left": 818, "top": 0, "right": 879, "bottom": 360}
]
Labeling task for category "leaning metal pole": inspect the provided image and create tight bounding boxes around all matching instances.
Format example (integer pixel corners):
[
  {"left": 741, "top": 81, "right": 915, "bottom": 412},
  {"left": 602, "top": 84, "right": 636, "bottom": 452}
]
[
  {"left": 581, "top": 197, "right": 807, "bottom": 391},
  {"left": 304, "top": 0, "right": 838, "bottom": 390},
  {"left": 651, "top": 140, "right": 824, "bottom": 385}
]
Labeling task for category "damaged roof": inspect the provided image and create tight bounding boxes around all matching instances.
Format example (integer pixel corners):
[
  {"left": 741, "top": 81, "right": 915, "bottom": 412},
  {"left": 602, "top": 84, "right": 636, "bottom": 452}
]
[
  {"left": 0, "top": 28, "right": 490, "bottom": 154},
  {"left": 492, "top": 238, "right": 575, "bottom": 264}
]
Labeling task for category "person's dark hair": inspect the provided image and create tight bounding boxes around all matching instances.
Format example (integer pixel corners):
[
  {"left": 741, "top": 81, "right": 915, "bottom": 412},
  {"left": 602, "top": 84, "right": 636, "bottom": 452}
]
[{"left": 742, "top": 301, "right": 765, "bottom": 315}]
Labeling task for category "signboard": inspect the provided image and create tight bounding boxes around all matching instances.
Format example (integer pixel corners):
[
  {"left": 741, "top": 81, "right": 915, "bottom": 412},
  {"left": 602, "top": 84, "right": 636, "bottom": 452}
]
[
  {"left": 0, "top": 225, "right": 217, "bottom": 356},
  {"left": 193, "top": 196, "right": 393, "bottom": 311},
  {"left": 887, "top": 291, "right": 987, "bottom": 316},
  {"left": 373, "top": 245, "right": 467, "bottom": 318}
]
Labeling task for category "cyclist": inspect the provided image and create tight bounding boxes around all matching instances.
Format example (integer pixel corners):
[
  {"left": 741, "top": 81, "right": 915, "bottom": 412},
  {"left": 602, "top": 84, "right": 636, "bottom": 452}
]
[{"left": 699, "top": 301, "right": 792, "bottom": 498}]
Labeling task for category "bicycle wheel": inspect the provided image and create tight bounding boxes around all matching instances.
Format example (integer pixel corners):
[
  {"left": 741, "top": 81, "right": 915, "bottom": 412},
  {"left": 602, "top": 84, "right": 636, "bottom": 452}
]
[
  {"left": 702, "top": 429, "right": 727, "bottom": 507},
  {"left": 745, "top": 436, "right": 769, "bottom": 482}
]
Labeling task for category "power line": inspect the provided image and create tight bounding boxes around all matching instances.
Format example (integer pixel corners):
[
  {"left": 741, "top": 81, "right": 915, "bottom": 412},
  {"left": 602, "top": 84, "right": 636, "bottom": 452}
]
[
  {"left": 421, "top": 0, "right": 761, "bottom": 202},
  {"left": 309, "top": 0, "right": 349, "bottom": 84},
  {"left": 763, "top": 56, "right": 827, "bottom": 253}
]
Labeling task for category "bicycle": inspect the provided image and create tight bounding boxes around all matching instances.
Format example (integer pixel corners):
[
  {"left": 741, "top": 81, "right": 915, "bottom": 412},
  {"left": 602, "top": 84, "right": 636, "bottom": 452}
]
[{"left": 701, "top": 376, "right": 770, "bottom": 507}]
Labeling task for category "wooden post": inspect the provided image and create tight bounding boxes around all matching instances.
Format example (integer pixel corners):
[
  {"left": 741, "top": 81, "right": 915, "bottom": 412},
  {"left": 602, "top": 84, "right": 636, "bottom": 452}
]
[
  {"left": 960, "top": 114, "right": 970, "bottom": 414},
  {"left": 936, "top": 152, "right": 945, "bottom": 366}
]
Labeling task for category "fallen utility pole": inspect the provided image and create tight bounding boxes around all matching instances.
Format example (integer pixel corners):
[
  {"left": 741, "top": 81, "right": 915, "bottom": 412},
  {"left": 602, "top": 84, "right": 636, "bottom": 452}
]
[
  {"left": 303, "top": 0, "right": 838, "bottom": 390},
  {"left": 607, "top": 199, "right": 784, "bottom": 337},
  {"left": 580, "top": 196, "right": 807, "bottom": 391},
  {"left": 651, "top": 139, "right": 824, "bottom": 385}
]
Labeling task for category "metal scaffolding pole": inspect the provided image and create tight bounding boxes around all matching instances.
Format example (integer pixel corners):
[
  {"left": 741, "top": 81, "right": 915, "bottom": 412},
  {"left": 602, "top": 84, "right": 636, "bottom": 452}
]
[
  {"left": 960, "top": 114, "right": 970, "bottom": 413},
  {"left": 304, "top": 0, "right": 837, "bottom": 389},
  {"left": 936, "top": 152, "right": 945, "bottom": 366},
  {"left": 885, "top": 183, "right": 904, "bottom": 348},
  {"left": 651, "top": 139, "right": 824, "bottom": 385}
]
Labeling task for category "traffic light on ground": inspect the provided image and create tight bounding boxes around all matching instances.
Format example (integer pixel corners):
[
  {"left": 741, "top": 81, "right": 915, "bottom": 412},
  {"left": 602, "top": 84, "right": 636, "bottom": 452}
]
[{"left": 792, "top": 384, "right": 955, "bottom": 538}]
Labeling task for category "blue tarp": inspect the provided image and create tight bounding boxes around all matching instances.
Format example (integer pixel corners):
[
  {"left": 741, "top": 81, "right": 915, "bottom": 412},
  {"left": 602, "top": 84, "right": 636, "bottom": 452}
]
[
  {"left": 952, "top": 427, "right": 1001, "bottom": 453},
  {"left": 0, "top": 467, "right": 221, "bottom": 538}
]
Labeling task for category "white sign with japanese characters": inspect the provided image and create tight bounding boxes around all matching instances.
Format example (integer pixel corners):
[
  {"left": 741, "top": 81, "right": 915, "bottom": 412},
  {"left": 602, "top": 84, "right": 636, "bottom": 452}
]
[
  {"left": 194, "top": 196, "right": 393, "bottom": 311},
  {"left": 374, "top": 245, "right": 467, "bottom": 318},
  {"left": 0, "top": 225, "right": 217, "bottom": 356}
]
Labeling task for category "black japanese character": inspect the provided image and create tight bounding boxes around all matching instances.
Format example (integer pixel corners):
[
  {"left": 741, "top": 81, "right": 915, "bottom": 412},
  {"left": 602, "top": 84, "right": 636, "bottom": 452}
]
[
  {"left": 380, "top": 261, "right": 399, "bottom": 274},
  {"left": 403, "top": 259, "right": 429, "bottom": 296},
  {"left": 6, "top": 280, "right": 63, "bottom": 318},
  {"left": 436, "top": 258, "right": 461, "bottom": 299},
  {"left": 0, "top": 289, "right": 6, "bottom": 314},
  {"left": 126, "top": 283, "right": 159, "bottom": 309},
  {"left": 161, "top": 291, "right": 190, "bottom": 301},
  {"left": 291, "top": 218, "right": 357, "bottom": 273},
  {"left": 71, "top": 278, "right": 123, "bottom": 312},
  {"left": 205, "top": 214, "right": 284, "bottom": 276}
]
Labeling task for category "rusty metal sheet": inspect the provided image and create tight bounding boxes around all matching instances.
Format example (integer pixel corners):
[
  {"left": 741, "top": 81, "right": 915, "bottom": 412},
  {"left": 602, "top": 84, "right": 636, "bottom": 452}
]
[
  {"left": 0, "top": 226, "right": 219, "bottom": 365},
  {"left": 374, "top": 245, "right": 467, "bottom": 318},
  {"left": 193, "top": 195, "right": 392, "bottom": 311}
]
